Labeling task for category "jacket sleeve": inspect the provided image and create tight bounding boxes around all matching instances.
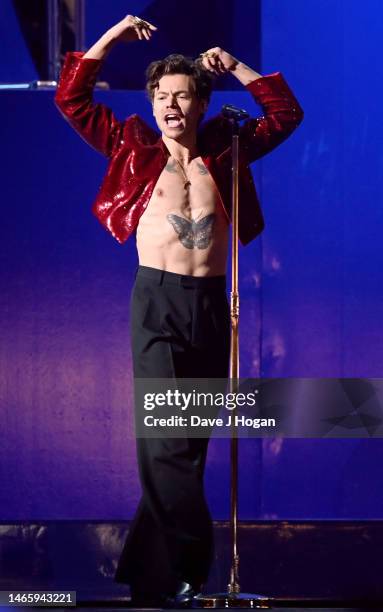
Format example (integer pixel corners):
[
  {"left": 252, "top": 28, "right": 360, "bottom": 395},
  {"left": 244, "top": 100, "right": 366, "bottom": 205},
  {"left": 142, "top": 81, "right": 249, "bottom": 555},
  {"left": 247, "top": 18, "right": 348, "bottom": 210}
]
[
  {"left": 239, "top": 72, "right": 304, "bottom": 163},
  {"left": 54, "top": 51, "right": 126, "bottom": 158}
]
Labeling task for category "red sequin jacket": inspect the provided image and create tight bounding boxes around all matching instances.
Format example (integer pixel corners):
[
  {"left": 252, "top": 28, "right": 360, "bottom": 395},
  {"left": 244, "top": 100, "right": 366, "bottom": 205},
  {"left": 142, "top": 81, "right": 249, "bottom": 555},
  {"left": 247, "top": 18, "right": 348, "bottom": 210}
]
[{"left": 54, "top": 51, "right": 303, "bottom": 245}]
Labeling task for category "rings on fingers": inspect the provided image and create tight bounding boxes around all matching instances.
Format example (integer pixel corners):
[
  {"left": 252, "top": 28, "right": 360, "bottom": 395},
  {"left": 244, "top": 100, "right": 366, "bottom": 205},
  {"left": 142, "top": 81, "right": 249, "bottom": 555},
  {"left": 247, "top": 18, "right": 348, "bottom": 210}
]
[{"left": 132, "top": 15, "right": 144, "bottom": 26}]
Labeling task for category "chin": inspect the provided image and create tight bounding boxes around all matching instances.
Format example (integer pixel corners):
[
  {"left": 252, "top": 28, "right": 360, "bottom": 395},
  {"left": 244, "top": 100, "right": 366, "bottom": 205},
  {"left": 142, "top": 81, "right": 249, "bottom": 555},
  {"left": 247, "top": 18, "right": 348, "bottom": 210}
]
[{"left": 164, "top": 129, "right": 185, "bottom": 140}]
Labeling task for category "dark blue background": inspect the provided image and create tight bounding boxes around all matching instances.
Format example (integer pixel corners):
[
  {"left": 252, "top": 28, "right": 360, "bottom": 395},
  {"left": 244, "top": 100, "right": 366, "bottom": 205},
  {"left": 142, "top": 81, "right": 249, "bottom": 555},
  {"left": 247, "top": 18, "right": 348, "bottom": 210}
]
[{"left": 1, "top": 0, "right": 383, "bottom": 520}]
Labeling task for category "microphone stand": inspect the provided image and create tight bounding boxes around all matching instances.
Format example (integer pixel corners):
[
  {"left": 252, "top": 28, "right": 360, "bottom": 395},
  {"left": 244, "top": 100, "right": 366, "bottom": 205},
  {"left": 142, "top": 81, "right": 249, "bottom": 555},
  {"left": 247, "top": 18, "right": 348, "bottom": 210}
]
[{"left": 194, "top": 105, "right": 270, "bottom": 609}]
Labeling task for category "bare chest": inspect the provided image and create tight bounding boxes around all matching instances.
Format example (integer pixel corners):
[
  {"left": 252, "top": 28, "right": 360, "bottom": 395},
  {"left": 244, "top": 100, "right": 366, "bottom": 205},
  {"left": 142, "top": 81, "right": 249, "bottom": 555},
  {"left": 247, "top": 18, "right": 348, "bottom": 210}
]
[{"left": 146, "top": 156, "right": 220, "bottom": 219}]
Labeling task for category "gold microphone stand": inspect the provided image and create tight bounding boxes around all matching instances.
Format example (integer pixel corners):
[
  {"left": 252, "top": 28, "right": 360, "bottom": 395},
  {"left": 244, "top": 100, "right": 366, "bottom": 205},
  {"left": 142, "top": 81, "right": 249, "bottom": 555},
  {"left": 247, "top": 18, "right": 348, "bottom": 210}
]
[{"left": 194, "top": 108, "right": 271, "bottom": 609}]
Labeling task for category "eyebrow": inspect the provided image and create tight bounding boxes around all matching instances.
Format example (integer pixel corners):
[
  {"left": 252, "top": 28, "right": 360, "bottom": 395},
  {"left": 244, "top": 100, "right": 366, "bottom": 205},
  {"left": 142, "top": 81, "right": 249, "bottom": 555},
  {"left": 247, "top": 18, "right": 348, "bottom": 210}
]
[{"left": 156, "top": 90, "right": 191, "bottom": 95}]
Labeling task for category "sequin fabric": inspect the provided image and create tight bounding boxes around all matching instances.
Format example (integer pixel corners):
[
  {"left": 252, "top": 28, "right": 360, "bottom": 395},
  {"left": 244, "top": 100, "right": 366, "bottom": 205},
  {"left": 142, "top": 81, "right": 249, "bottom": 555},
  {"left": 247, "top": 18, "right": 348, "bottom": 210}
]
[{"left": 54, "top": 51, "right": 303, "bottom": 246}]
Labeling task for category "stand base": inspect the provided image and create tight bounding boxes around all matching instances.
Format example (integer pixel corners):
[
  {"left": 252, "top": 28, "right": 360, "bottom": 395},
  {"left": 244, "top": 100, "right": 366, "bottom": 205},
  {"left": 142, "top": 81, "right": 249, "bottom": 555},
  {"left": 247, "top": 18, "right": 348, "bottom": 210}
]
[{"left": 192, "top": 592, "right": 271, "bottom": 609}]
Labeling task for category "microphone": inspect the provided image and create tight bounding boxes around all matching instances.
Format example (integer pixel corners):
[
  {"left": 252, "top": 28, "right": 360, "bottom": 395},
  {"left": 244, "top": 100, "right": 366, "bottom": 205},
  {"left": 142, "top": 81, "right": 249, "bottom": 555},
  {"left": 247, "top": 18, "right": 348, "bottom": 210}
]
[{"left": 221, "top": 104, "right": 250, "bottom": 121}]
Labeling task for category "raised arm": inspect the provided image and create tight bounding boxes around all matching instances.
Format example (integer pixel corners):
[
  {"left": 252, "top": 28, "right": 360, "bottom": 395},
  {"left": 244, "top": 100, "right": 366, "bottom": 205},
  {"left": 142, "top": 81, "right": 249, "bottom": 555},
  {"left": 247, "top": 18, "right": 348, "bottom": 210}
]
[
  {"left": 83, "top": 14, "right": 157, "bottom": 60},
  {"left": 54, "top": 15, "right": 157, "bottom": 157},
  {"left": 199, "top": 47, "right": 304, "bottom": 162}
]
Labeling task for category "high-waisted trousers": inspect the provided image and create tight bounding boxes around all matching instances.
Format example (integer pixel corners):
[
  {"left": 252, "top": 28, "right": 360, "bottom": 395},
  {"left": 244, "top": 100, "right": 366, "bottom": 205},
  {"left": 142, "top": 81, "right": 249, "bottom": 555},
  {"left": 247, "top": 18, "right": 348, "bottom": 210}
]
[{"left": 114, "top": 265, "right": 231, "bottom": 599}]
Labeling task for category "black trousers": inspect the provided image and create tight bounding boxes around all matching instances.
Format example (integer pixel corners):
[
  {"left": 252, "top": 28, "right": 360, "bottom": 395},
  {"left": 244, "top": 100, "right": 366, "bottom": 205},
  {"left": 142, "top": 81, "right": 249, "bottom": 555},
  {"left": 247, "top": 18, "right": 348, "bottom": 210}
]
[{"left": 114, "top": 265, "right": 230, "bottom": 598}]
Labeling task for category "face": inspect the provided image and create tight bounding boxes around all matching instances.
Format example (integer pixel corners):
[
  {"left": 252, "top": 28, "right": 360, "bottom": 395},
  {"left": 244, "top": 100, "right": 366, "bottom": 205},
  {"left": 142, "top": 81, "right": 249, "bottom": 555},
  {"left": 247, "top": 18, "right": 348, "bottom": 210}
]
[{"left": 152, "top": 73, "right": 208, "bottom": 141}]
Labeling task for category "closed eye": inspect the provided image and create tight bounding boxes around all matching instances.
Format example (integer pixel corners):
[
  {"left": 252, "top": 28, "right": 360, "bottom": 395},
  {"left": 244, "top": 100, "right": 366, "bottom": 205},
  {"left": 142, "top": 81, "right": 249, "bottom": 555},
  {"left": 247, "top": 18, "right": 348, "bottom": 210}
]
[{"left": 156, "top": 92, "right": 191, "bottom": 100}]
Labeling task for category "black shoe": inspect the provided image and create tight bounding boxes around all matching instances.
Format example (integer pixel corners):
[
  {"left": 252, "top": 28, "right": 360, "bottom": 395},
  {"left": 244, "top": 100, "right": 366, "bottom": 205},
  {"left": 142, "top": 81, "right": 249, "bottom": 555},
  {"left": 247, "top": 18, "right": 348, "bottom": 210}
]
[
  {"left": 164, "top": 581, "right": 202, "bottom": 609},
  {"left": 129, "top": 593, "right": 166, "bottom": 608}
]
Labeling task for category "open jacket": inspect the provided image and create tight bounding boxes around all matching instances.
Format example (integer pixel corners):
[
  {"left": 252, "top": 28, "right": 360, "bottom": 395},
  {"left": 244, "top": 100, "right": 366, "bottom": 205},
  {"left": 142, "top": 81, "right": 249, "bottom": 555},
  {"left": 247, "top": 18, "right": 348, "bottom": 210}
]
[{"left": 55, "top": 51, "right": 303, "bottom": 245}]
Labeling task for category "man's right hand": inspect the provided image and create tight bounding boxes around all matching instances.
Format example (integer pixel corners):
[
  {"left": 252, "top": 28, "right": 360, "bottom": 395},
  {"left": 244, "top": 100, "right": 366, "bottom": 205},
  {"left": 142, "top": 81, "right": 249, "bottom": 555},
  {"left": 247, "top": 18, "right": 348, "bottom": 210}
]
[
  {"left": 83, "top": 15, "right": 157, "bottom": 60},
  {"left": 109, "top": 14, "right": 158, "bottom": 43}
]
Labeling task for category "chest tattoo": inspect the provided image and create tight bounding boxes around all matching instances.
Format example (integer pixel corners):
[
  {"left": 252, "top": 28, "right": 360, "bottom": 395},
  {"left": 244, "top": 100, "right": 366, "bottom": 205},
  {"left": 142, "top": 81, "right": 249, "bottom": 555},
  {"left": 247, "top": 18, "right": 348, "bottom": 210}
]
[
  {"left": 196, "top": 162, "right": 209, "bottom": 175},
  {"left": 166, "top": 213, "right": 215, "bottom": 249},
  {"left": 165, "top": 159, "right": 178, "bottom": 173}
]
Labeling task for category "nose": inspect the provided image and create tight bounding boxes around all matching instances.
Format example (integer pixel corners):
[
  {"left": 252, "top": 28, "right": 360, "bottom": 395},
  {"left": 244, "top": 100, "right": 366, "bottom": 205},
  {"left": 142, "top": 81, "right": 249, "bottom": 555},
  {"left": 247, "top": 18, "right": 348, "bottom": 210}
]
[{"left": 167, "top": 95, "right": 179, "bottom": 107}]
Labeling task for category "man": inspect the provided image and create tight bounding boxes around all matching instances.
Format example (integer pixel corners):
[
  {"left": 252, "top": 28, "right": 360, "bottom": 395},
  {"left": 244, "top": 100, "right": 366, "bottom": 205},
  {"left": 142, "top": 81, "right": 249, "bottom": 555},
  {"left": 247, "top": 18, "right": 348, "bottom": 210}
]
[{"left": 55, "top": 14, "right": 303, "bottom": 608}]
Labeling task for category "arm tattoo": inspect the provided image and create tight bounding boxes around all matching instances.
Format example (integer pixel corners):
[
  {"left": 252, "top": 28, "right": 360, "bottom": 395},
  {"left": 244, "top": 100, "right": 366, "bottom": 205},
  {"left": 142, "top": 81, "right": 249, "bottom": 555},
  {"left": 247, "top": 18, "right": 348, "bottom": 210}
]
[{"left": 166, "top": 213, "right": 215, "bottom": 249}]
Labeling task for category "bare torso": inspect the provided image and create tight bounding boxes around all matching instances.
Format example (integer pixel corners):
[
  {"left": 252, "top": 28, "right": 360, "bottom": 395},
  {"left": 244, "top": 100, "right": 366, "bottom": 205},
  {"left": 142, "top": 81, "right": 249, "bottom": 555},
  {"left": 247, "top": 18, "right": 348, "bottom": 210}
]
[{"left": 136, "top": 156, "right": 229, "bottom": 277}]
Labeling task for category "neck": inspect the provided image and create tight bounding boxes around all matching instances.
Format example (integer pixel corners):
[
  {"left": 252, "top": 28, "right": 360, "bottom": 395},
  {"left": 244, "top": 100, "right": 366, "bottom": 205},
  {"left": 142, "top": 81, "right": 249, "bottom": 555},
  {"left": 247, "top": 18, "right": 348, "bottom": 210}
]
[{"left": 161, "top": 134, "right": 199, "bottom": 165}]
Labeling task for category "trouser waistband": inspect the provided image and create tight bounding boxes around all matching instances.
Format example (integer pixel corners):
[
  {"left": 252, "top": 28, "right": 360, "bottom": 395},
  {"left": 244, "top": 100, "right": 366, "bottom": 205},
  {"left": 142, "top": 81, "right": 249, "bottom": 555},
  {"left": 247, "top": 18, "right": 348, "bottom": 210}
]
[{"left": 135, "top": 265, "right": 227, "bottom": 289}]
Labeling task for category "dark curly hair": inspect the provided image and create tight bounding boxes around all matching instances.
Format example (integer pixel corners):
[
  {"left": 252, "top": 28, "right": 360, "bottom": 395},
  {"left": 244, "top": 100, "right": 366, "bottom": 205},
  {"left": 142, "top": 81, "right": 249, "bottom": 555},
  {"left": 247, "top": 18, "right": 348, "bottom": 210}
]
[{"left": 145, "top": 54, "right": 214, "bottom": 104}]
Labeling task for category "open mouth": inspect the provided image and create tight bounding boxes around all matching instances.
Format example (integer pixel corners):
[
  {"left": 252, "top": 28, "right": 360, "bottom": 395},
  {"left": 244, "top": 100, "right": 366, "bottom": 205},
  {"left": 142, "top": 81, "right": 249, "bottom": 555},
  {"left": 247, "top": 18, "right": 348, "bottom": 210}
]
[{"left": 164, "top": 113, "right": 183, "bottom": 128}]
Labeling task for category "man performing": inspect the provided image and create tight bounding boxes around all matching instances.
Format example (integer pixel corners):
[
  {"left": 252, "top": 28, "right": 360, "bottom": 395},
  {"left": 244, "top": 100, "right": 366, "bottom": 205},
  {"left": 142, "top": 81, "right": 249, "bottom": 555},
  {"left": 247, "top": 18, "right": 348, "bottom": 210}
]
[{"left": 55, "top": 14, "right": 303, "bottom": 608}]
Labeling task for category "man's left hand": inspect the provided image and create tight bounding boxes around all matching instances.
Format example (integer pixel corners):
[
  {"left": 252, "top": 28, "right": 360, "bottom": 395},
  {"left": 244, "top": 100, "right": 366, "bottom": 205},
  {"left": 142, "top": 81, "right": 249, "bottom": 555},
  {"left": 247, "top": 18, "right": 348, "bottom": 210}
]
[{"left": 198, "top": 47, "right": 239, "bottom": 75}]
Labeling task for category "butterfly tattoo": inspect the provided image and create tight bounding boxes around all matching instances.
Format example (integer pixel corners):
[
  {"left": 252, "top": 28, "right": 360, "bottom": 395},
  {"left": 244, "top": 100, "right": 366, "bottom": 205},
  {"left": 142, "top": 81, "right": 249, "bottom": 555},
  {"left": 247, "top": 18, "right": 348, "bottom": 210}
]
[{"left": 166, "top": 213, "right": 215, "bottom": 249}]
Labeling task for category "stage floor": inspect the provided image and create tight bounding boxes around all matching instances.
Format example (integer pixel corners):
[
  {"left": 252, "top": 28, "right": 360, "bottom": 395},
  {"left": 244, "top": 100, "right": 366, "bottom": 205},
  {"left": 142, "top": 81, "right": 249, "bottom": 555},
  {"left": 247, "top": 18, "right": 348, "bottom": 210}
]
[{"left": 14, "top": 607, "right": 374, "bottom": 611}]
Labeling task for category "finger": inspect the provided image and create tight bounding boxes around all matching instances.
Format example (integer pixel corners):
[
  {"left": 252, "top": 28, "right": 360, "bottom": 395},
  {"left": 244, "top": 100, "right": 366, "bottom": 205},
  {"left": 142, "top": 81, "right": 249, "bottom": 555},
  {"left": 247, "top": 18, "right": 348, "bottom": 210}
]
[
  {"left": 204, "top": 60, "right": 215, "bottom": 73},
  {"left": 142, "top": 27, "right": 150, "bottom": 40},
  {"left": 144, "top": 20, "right": 158, "bottom": 30},
  {"left": 135, "top": 26, "right": 143, "bottom": 40},
  {"left": 207, "top": 56, "right": 218, "bottom": 73},
  {"left": 199, "top": 56, "right": 216, "bottom": 73},
  {"left": 213, "top": 56, "right": 225, "bottom": 73}
]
